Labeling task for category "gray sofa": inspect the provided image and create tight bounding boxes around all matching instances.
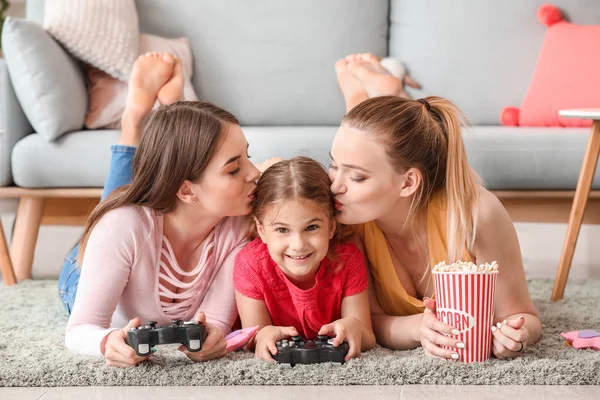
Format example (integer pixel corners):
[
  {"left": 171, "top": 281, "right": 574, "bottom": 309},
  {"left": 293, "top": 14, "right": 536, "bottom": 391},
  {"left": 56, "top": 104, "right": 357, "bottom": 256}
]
[
  {"left": 2, "top": 0, "right": 600, "bottom": 189},
  {"left": 1, "top": 0, "right": 600, "bottom": 283}
]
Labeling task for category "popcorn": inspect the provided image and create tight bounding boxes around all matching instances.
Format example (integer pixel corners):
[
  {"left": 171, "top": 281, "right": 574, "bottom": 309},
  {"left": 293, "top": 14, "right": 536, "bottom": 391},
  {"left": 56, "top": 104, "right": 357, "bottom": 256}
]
[
  {"left": 433, "top": 261, "right": 499, "bottom": 363},
  {"left": 432, "top": 260, "right": 499, "bottom": 273}
]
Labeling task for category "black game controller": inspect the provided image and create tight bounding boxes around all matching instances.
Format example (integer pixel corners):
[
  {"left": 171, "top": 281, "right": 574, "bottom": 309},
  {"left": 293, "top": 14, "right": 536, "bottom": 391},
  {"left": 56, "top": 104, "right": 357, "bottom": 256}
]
[
  {"left": 127, "top": 320, "right": 207, "bottom": 356},
  {"left": 272, "top": 334, "right": 349, "bottom": 366}
]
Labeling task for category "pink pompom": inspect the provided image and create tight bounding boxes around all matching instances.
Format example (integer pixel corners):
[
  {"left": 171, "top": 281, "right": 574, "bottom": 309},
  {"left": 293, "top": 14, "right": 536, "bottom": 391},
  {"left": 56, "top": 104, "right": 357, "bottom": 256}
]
[
  {"left": 500, "top": 107, "right": 520, "bottom": 126},
  {"left": 537, "top": 4, "right": 563, "bottom": 27}
]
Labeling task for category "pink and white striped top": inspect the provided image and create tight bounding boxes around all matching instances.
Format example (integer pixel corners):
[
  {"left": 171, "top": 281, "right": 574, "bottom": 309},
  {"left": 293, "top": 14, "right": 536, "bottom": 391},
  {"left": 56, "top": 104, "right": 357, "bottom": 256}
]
[{"left": 65, "top": 205, "right": 248, "bottom": 357}]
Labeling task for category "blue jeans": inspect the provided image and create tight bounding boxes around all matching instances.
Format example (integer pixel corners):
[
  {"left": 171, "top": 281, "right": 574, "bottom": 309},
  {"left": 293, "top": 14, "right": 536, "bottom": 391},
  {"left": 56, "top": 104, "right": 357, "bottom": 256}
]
[{"left": 57, "top": 145, "right": 136, "bottom": 313}]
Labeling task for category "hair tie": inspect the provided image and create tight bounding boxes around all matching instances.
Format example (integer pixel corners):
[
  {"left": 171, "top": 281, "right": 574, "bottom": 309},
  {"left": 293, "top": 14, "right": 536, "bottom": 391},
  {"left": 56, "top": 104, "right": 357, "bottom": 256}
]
[{"left": 417, "top": 98, "right": 431, "bottom": 112}]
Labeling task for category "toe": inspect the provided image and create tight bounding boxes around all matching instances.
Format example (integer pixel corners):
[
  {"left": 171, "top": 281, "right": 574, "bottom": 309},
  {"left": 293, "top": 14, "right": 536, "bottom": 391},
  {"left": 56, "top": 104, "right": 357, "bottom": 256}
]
[
  {"left": 173, "top": 56, "right": 183, "bottom": 71},
  {"left": 162, "top": 52, "right": 175, "bottom": 63},
  {"left": 345, "top": 54, "right": 360, "bottom": 63},
  {"left": 335, "top": 58, "right": 348, "bottom": 72}
]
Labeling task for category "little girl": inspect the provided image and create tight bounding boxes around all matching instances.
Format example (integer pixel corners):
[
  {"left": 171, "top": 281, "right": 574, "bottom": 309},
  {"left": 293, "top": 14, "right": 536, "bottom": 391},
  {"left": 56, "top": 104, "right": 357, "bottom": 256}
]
[{"left": 234, "top": 156, "right": 376, "bottom": 362}]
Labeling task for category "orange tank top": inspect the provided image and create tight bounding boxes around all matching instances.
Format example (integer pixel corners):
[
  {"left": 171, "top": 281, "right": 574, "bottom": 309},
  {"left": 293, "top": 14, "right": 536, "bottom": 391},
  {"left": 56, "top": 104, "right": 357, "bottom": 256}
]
[{"left": 356, "top": 192, "right": 473, "bottom": 316}]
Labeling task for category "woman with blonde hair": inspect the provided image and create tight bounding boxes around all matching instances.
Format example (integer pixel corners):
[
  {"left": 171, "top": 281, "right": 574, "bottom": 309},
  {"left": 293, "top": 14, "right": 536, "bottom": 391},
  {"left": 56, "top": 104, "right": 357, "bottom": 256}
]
[{"left": 331, "top": 53, "right": 541, "bottom": 360}]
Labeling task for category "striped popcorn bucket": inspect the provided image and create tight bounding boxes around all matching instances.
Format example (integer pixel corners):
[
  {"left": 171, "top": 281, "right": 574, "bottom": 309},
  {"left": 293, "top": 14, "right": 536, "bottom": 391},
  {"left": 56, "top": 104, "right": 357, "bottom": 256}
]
[{"left": 433, "top": 271, "right": 498, "bottom": 363}]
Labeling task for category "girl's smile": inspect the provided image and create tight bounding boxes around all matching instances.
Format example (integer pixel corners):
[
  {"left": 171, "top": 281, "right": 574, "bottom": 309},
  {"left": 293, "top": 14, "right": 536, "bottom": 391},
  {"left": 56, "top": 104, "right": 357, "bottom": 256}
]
[{"left": 257, "top": 199, "right": 335, "bottom": 285}]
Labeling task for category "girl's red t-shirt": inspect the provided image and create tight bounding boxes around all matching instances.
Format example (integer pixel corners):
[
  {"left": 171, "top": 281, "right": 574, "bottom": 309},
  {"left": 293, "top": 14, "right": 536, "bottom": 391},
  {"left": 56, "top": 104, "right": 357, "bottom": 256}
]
[{"left": 234, "top": 239, "right": 368, "bottom": 339}]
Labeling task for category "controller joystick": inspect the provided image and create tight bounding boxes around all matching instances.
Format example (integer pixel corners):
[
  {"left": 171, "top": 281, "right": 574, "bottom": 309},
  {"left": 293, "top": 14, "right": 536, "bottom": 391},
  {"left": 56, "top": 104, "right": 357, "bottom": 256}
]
[{"left": 127, "top": 320, "right": 207, "bottom": 356}]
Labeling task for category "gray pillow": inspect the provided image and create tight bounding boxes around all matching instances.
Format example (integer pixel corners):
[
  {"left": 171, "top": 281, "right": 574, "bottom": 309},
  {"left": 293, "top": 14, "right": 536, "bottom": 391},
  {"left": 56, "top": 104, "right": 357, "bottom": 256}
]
[{"left": 2, "top": 17, "right": 87, "bottom": 142}]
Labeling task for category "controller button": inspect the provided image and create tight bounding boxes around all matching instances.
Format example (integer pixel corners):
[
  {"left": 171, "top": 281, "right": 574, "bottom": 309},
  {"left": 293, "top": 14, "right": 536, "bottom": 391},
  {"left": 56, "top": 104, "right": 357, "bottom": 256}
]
[
  {"left": 189, "top": 339, "right": 201, "bottom": 350},
  {"left": 138, "top": 344, "right": 150, "bottom": 354}
]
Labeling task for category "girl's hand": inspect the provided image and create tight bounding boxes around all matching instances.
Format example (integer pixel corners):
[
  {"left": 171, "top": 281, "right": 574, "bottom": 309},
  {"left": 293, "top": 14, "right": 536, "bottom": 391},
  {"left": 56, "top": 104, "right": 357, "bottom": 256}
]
[
  {"left": 179, "top": 312, "right": 227, "bottom": 362},
  {"left": 104, "top": 317, "right": 151, "bottom": 367},
  {"left": 254, "top": 325, "right": 299, "bottom": 362},
  {"left": 419, "top": 298, "right": 464, "bottom": 360},
  {"left": 492, "top": 316, "right": 528, "bottom": 359},
  {"left": 318, "top": 317, "right": 362, "bottom": 361}
]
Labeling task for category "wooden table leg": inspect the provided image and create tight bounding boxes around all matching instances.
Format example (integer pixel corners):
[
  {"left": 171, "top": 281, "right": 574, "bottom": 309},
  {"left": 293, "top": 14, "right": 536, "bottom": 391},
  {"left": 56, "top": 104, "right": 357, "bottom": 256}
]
[
  {"left": 552, "top": 121, "right": 600, "bottom": 301},
  {"left": 10, "top": 196, "right": 44, "bottom": 281},
  {"left": 0, "top": 218, "right": 16, "bottom": 285}
]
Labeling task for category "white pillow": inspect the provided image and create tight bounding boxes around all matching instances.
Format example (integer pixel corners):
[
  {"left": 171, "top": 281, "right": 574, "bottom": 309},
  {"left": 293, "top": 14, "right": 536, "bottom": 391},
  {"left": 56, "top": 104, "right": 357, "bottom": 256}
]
[{"left": 43, "top": 0, "right": 139, "bottom": 81}]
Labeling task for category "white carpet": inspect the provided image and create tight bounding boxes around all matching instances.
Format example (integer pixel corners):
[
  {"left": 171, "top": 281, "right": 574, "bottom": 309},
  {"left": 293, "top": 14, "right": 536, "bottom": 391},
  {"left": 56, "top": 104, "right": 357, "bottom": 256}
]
[{"left": 0, "top": 279, "right": 599, "bottom": 386}]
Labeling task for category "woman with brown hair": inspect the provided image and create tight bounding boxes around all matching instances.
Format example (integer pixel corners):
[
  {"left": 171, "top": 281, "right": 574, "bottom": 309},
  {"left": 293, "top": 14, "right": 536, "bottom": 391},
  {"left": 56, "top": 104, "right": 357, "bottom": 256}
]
[
  {"left": 331, "top": 53, "right": 541, "bottom": 360},
  {"left": 64, "top": 52, "right": 260, "bottom": 367}
]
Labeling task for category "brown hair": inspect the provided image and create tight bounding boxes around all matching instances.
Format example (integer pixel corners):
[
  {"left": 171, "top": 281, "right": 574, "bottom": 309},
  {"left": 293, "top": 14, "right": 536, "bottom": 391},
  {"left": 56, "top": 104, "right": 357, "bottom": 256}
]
[
  {"left": 342, "top": 96, "right": 479, "bottom": 263},
  {"left": 77, "top": 101, "right": 239, "bottom": 263},
  {"left": 251, "top": 156, "right": 352, "bottom": 268}
]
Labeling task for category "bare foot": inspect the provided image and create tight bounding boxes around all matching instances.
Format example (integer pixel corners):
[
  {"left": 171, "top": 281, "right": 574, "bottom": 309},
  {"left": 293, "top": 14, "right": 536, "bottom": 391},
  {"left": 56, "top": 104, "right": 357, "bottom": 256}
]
[
  {"left": 125, "top": 52, "right": 175, "bottom": 120},
  {"left": 120, "top": 52, "right": 175, "bottom": 146},
  {"left": 335, "top": 58, "right": 368, "bottom": 112},
  {"left": 345, "top": 53, "right": 363, "bottom": 64},
  {"left": 157, "top": 56, "right": 184, "bottom": 105},
  {"left": 347, "top": 53, "right": 404, "bottom": 98}
]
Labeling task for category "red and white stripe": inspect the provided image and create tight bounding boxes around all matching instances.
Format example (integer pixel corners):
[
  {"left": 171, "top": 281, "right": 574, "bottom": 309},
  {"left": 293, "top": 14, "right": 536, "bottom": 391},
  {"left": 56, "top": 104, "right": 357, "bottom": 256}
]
[{"left": 433, "top": 271, "right": 498, "bottom": 363}]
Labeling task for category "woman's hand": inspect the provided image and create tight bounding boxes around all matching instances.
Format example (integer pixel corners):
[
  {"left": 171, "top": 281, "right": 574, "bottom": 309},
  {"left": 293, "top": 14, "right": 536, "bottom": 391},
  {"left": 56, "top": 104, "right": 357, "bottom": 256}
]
[
  {"left": 319, "top": 317, "right": 363, "bottom": 361},
  {"left": 254, "top": 325, "right": 298, "bottom": 362},
  {"left": 419, "top": 298, "right": 464, "bottom": 360},
  {"left": 492, "top": 316, "right": 529, "bottom": 359},
  {"left": 104, "top": 317, "right": 152, "bottom": 367},
  {"left": 179, "top": 312, "right": 227, "bottom": 362}
]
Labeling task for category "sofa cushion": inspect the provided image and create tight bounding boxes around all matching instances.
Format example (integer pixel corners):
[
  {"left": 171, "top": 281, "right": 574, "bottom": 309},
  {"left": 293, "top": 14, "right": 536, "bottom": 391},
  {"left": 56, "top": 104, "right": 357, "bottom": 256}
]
[
  {"left": 10, "top": 127, "right": 340, "bottom": 188},
  {"left": 133, "top": 0, "right": 389, "bottom": 125},
  {"left": 12, "top": 130, "right": 120, "bottom": 188},
  {"left": 465, "top": 126, "right": 595, "bottom": 190},
  {"left": 1, "top": 17, "right": 87, "bottom": 142},
  {"left": 10, "top": 125, "right": 598, "bottom": 190},
  {"left": 0, "top": 59, "right": 33, "bottom": 187},
  {"left": 388, "top": 0, "right": 600, "bottom": 125}
]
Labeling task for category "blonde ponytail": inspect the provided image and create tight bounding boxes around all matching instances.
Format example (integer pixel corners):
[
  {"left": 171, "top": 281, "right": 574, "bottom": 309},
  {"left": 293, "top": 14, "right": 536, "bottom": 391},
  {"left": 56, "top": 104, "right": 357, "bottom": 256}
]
[
  {"left": 428, "top": 97, "right": 480, "bottom": 261},
  {"left": 343, "top": 95, "right": 480, "bottom": 264}
]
